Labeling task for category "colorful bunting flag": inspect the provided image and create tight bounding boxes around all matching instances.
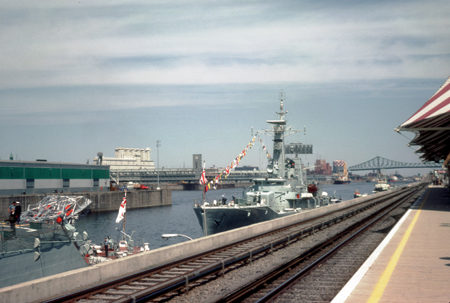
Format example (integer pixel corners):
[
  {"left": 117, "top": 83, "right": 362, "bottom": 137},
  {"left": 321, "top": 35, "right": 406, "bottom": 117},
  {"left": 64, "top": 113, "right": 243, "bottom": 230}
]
[
  {"left": 199, "top": 161, "right": 207, "bottom": 185},
  {"left": 211, "top": 135, "right": 273, "bottom": 184}
]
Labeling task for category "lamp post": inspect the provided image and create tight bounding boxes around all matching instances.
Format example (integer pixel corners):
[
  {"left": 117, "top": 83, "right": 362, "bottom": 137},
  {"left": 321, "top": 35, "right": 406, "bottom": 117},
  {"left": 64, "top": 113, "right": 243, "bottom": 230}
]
[
  {"left": 161, "top": 234, "right": 193, "bottom": 241},
  {"left": 157, "top": 140, "right": 161, "bottom": 190}
]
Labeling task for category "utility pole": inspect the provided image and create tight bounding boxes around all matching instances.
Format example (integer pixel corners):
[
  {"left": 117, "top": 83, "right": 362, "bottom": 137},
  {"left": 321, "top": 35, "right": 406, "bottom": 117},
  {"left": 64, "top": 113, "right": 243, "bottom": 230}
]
[{"left": 157, "top": 140, "right": 161, "bottom": 190}]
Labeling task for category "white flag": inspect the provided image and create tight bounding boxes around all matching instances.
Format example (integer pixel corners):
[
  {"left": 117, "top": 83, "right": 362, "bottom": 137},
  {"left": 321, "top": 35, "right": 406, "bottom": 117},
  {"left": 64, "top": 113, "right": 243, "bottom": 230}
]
[{"left": 115, "top": 194, "right": 127, "bottom": 223}]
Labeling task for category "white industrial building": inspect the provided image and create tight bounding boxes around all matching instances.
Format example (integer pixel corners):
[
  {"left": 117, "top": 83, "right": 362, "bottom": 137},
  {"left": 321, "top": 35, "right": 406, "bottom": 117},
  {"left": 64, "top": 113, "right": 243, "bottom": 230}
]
[{"left": 94, "top": 148, "right": 155, "bottom": 170}]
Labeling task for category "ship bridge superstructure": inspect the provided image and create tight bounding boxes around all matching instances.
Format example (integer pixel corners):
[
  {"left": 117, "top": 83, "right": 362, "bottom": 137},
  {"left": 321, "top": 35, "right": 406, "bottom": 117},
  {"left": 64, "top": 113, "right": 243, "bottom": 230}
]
[{"left": 256, "top": 92, "right": 312, "bottom": 181}]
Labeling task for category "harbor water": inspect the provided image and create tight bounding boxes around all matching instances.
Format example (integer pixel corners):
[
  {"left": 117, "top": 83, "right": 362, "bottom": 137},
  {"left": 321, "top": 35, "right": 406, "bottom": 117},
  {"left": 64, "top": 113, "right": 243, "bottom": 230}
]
[{"left": 75, "top": 181, "right": 411, "bottom": 250}]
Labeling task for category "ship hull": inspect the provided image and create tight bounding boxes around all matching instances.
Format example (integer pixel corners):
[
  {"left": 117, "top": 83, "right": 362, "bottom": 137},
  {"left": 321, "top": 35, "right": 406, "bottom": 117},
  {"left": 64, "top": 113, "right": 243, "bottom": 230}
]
[
  {"left": 333, "top": 180, "right": 351, "bottom": 184},
  {"left": 0, "top": 226, "right": 87, "bottom": 288},
  {"left": 193, "top": 206, "right": 296, "bottom": 235}
]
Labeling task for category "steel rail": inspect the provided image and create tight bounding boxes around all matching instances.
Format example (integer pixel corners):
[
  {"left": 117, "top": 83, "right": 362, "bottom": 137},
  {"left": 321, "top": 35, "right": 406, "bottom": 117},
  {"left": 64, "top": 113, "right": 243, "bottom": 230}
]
[
  {"left": 121, "top": 187, "right": 421, "bottom": 303},
  {"left": 211, "top": 185, "right": 424, "bottom": 302},
  {"left": 256, "top": 186, "right": 422, "bottom": 303}
]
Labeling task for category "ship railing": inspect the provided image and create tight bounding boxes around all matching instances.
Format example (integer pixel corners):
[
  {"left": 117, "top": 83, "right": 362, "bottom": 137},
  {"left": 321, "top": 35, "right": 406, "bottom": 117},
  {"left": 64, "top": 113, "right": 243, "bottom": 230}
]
[
  {"left": 194, "top": 198, "right": 231, "bottom": 207},
  {"left": 194, "top": 197, "right": 254, "bottom": 207},
  {"left": 235, "top": 198, "right": 266, "bottom": 207}
]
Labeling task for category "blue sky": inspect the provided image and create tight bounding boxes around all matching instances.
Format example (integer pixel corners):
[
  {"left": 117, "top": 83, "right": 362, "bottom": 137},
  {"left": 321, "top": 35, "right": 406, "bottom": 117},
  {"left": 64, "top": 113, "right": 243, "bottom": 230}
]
[{"left": 1, "top": 0, "right": 449, "bottom": 176}]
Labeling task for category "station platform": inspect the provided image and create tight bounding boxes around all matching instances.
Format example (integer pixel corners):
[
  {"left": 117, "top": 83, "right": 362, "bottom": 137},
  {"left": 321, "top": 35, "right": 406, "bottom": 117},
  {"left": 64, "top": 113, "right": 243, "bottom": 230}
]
[{"left": 332, "top": 185, "right": 450, "bottom": 302}]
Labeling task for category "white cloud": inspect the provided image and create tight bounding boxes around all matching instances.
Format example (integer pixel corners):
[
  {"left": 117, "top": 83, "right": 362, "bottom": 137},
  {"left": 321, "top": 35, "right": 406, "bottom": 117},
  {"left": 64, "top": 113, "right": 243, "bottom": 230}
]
[{"left": 1, "top": 0, "right": 449, "bottom": 91}]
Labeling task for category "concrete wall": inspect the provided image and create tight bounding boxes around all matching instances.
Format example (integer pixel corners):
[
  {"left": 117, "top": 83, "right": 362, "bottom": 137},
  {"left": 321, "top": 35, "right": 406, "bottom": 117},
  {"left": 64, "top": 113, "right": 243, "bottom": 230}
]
[
  {"left": 86, "top": 190, "right": 172, "bottom": 212},
  {"left": 0, "top": 189, "right": 172, "bottom": 221},
  {"left": 0, "top": 187, "right": 413, "bottom": 303}
]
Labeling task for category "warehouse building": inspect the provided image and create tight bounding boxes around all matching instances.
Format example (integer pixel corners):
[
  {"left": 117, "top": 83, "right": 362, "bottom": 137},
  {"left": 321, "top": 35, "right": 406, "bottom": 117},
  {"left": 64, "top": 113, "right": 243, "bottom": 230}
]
[
  {"left": 93, "top": 148, "right": 155, "bottom": 170},
  {"left": 0, "top": 160, "right": 110, "bottom": 195}
]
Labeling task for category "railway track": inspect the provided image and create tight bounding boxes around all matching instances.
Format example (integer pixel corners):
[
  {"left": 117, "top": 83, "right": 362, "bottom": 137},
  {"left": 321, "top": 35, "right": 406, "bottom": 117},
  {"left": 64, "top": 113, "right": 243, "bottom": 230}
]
[
  {"left": 197, "top": 185, "right": 426, "bottom": 303},
  {"left": 43, "top": 184, "right": 427, "bottom": 303}
]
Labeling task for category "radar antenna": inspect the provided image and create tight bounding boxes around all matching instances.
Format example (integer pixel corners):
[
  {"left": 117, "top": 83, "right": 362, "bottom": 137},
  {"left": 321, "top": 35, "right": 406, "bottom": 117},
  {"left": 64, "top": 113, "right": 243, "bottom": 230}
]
[
  {"left": 276, "top": 90, "right": 288, "bottom": 121},
  {"left": 280, "top": 91, "right": 284, "bottom": 111}
]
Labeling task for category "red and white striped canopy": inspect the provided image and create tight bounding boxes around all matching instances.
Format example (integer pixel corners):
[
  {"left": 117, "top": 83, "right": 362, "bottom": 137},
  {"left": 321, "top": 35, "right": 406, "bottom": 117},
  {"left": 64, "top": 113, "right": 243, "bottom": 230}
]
[
  {"left": 398, "top": 75, "right": 450, "bottom": 164},
  {"left": 400, "top": 76, "right": 450, "bottom": 128}
]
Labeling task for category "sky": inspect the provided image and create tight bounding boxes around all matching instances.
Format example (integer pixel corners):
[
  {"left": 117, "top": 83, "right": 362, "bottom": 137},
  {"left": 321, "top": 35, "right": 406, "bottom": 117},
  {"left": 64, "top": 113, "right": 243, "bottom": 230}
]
[{"left": 1, "top": 0, "right": 449, "bottom": 176}]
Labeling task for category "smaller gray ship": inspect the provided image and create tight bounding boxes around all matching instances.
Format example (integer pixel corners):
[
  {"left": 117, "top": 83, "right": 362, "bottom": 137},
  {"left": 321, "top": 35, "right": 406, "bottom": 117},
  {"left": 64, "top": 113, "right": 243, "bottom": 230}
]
[
  {"left": 1, "top": 194, "right": 147, "bottom": 289},
  {"left": 0, "top": 196, "right": 92, "bottom": 289},
  {"left": 193, "top": 94, "right": 332, "bottom": 235}
]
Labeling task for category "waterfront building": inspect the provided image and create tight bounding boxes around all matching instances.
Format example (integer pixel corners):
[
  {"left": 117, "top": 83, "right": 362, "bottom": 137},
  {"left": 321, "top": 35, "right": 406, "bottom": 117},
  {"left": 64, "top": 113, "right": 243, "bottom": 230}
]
[
  {"left": 94, "top": 148, "right": 155, "bottom": 170},
  {"left": 314, "top": 159, "right": 332, "bottom": 175},
  {"left": 333, "top": 160, "right": 347, "bottom": 174},
  {"left": 0, "top": 160, "right": 110, "bottom": 195},
  {"left": 332, "top": 160, "right": 351, "bottom": 183}
]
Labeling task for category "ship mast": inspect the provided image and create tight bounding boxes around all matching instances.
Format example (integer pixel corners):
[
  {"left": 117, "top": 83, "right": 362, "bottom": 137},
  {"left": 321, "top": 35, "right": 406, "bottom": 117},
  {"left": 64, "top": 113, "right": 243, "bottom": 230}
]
[
  {"left": 272, "top": 92, "right": 287, "bottom": 178},
  {"left": 257, "top": 91, "right": 301, "bottom": 179}
]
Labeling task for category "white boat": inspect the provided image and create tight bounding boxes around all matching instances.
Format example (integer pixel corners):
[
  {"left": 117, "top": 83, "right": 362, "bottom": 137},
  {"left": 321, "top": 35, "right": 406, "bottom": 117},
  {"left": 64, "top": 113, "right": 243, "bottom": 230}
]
[{"left": 374, "top": 183, "right": 390, "bottom": 192}]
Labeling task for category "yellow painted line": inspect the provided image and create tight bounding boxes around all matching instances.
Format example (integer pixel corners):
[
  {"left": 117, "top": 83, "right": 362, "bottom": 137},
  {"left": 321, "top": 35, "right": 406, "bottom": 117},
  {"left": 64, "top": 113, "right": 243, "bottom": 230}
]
[{"left": 367, "top": 189, "right": 430, "bottom": 303}]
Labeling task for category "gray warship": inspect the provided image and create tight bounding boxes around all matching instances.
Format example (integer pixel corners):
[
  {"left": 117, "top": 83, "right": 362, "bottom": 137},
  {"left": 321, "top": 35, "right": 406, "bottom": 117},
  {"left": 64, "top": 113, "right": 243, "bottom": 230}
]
[
  {"left": 193, "top": 95, "right": 332, "bottom": 235},
  {"left": 0, "top": 196, "right": 92, "bottom": 288},
  {"left": 1, "top": 195, "right": 144, "bottom": 289}
]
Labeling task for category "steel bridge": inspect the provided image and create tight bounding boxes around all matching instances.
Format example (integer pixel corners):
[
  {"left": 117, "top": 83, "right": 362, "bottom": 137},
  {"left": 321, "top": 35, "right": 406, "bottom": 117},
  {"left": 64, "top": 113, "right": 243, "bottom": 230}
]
[
  {"left": 348, "top": 156, "right": 443, "bottom": 172},
  {"left": 110, "top": 168, "right": 269, "bottom": 184}
]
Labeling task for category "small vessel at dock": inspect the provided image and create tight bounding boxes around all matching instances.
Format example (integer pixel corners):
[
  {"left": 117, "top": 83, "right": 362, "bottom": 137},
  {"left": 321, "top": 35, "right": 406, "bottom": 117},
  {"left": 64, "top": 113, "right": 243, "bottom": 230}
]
[
  {"left": 334, "top": 178, "right": 351, "bottom": 184},
  {"left": 374, "top": 175, "right": 390, "bottom": 192},
  {"left": 333, "top": 161, "right": 351, "bottom": 184},
  {"left": 374, "top": 183, "right": 390, "bottom": 192},
  {"left": 354, "top": 189, "right": 368, "bottom": 198},
  {"left": 388, "top": 175, "right": 399, "bottom": 182},
  {"left": 193, "top": 94, "right": 332, "bottom": 236},
  {"left": 84, "top": 192, "right": 148, "bottom": 264},
  {"left": 0, "top": 194, "right": 148, "bottom": 289}
]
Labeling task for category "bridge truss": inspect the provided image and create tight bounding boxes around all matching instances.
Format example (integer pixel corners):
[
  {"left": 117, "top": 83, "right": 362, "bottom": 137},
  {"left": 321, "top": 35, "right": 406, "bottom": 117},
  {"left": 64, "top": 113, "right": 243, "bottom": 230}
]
[
  {"left": 110, "top": 168, "right": 268, "bottom": 184},
  {"left": 348, "top": 156, "right": 443, "bottom": 172}
]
